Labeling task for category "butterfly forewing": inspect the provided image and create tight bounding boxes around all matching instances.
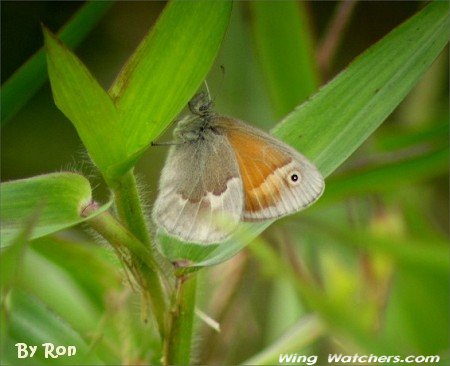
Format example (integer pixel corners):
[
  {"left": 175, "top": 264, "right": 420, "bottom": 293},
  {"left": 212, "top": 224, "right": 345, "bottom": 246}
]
[{"left": 152, "top": 132, "right": 243, "bottom": 244}]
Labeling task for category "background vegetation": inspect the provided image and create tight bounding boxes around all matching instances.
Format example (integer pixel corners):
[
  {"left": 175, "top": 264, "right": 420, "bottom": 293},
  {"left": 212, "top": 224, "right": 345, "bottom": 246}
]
[{"left": 1, "top": 1, "right": 448, "bottom": 365}]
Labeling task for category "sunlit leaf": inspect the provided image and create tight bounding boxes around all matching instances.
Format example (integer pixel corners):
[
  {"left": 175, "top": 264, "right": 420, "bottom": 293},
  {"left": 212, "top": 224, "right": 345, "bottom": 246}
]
[
  {"left": 109, "top": 1, "right": 232, "bottom": 174},
  {"left": 44, "top": 29, "right": 126, "bottom": 182}
]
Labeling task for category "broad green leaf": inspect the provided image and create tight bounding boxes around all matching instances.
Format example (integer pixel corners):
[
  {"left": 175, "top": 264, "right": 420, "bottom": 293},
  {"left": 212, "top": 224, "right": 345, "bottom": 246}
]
[
  {"left": 0, "top": 173, "right": 111, "bottom": 247},
  {"left": 1, "top": 1, "right": 114, "bottom": 125},
  {"left": 272, "top": 1, "right": 449, "bottom": 177},
  {"left": 44, "top": 29, "right": 126, "bottom": 182},
  {"left": 249, "top": 1, "right": 319, "bottom": 117},
  {"left": 109, "top": 1, "right": 232, "bottom": 164},
  {"left": 157, "top": 2, "right": 449, "bottom": 267}
]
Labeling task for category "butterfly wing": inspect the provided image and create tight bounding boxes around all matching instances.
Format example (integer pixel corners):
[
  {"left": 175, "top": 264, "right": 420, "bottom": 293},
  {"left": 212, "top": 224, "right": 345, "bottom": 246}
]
[
  {"left": 217, "top": 117, "right": 324, "bottom": 221},
  {"left": 153, "top": 133, "right": 243, "bottom": 244}
]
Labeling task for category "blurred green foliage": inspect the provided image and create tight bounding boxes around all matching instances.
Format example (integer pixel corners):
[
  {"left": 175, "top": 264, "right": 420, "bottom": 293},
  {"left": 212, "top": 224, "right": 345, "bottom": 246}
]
[{"left": 1, "top": 1, "right": 449, "bottom": 365}]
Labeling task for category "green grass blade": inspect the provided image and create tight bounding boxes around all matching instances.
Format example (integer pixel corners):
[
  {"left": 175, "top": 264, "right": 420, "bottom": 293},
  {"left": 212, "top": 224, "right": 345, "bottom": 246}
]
[
  {"left": 31, "top": 236, "right": 121, "bottom": 309},
  {"left": 1, "top": 236, "right": 124, "bottom": 364},
  {"left": 241, "top": 315, "right": 324, "bottom": 365},
  {"left": 0, "top": 205, "right": 40, "bottom": 290},
  {"left": 384, "top": 266, "right": 449, "bottom": 354},
  {"left": 336, "top": 228, "right": 450, "bottom": 275},
  {"left": 321, "top": 148, "right": 449, "bottom": 204},
  {"left": 248, "top": 238, "right": 397, "bottom": 354},
  {"left": 109, "top": 1, "right": 232, "bottom": 161},
  {"left": 44, "top": 28, "right": 127, "bottom": 181},
  {"left": 0, "top": 173, "right": 111, "bottom": 247},
  {"left": 272, "top": 1, "right": 449, "bottom": 177},
  {"left": 1, "top": 1, "right": 114, "bottom": 126},
  {"left": 23, "top": 239, "right": 125, "bottom": 363},
  {"left": 375, "top": 120, "right": 449, "bottom": 151},
  {"left": 249, "top": 1, "right": 319, "bottom": 117},
  {"left": 2, "top": 289, "right": 104, "bottom": 365}
]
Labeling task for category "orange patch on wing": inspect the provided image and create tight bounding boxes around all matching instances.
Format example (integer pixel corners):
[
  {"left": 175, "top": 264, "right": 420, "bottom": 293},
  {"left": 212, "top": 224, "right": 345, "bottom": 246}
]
[{"left": 225, "top": 129, "right": 291, "bottom": 211}]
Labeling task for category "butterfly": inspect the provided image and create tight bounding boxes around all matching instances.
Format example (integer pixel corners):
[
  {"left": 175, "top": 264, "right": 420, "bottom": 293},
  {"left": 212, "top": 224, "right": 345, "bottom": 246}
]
[{"left": 152, "top": 92, "right": 324, "bottom": 244}]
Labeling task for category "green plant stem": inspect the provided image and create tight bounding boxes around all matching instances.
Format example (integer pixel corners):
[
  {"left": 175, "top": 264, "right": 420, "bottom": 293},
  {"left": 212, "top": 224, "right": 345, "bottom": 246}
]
[
  {"left": 83, "top": 203, "right": 160, "bottom": 273},
  {"left": 83, "top": 201, "right": 168, "bottom": 338},
  {"left": 111, "top": 168, "right": 174, "bottom": 291},
  {"left": 164, "top": 273, "right": 197, "bottom": 366},
  {"left": 111, "top": 169, "right": 152, "bottom": 246}
]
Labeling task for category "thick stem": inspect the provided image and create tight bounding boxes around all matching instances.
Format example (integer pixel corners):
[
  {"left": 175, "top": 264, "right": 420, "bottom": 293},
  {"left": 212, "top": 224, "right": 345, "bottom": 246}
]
[
  {"left": 111, "top": 169, "right": 152, "bottom": 246},
  {"left": 164, "top": 273, "right": 198, "bottom": 366},
  {"left": 84, "top": 201, "right": 168, "bottom": 338}
]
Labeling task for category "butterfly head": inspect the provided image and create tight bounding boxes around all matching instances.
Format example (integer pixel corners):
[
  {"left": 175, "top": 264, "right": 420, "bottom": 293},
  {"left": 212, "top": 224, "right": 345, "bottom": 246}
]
[
  {"left": 174, "top": 92, "right": 218, "bottom": 142},
  {"left": 188, "top": 92, "right": 214, "bottom": 117}
]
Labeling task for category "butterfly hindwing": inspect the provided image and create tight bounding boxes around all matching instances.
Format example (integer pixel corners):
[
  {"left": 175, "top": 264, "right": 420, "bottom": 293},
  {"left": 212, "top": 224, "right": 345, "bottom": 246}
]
[{"left": 218, "top": 117, "right": 325, "bottom": 221}]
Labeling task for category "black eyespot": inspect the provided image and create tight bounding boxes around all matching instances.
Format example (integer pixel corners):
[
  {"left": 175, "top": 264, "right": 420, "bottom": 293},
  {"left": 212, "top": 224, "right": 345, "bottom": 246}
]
[{"left": 287, "top": 170, "right": 301, "bottom": 185}]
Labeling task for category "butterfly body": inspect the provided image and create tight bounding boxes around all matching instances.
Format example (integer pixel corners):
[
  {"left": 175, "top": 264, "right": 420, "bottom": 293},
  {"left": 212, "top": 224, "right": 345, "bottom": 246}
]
[{"left": 153, "top": 93, "right": 324, "bottom": 244}]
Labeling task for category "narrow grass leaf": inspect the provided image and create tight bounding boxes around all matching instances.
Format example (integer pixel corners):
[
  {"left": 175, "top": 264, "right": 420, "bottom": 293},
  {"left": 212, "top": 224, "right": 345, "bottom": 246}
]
[
  {"left": 248, "top": 238, "right": 397, "bottom": 354},
  {"left": 1, "top": 1, "right": 113, "bottom": 125},
  {"left": 242, "top": 315, "right": 324, "bottom": 365},
  {"left": 249, "top": 1, "right": 319, "bottom": 117},
  {"left": 2, "top": 290, "right": 104, "bottom": 365},
  {"left": 31, "top": 236, "right": 121, "bottom": 309},
  {"left": 16, "top": 249, "right": 119, "bottom": 364},
  {"left": 384, "top": 267, "right": 449, "bottom": 354},
  {"left": 315, "top": 223, "right": 449, "bottom": 276},
  {"left": 44, "top": 28, "right": 126, "bottom": 181},
  {"left": 375, "top": 120, "right": 449, "bottom": 152},
  {"left": 320, "top": 147, "right": 448, "bottom": 204},
  {"left": 0, "top": 173, "right": 111, "bottom": 247},
  {"left": 272, "top": 1, "right": 449, "bottom": 177},
  {"left": 0, "top": 205, "right": 39, "bottom": 289},
  {"left": 109, "top": 1, "right": 232, "bottom": 161}
]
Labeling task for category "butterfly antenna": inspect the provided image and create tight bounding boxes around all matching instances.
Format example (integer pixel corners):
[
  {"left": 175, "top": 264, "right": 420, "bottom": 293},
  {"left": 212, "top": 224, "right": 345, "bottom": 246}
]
[
  {"left": 212, "top": 65, "right": 226, "bottom": 104},
  {"left": 203, "top": 80, "right": 212, "bottom": 102}
]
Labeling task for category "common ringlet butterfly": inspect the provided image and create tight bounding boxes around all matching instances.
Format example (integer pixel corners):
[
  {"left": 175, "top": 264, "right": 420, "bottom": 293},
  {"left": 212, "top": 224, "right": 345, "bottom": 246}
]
[{"left": 153, "top": 91, "right": 324, "bottom": 244}]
